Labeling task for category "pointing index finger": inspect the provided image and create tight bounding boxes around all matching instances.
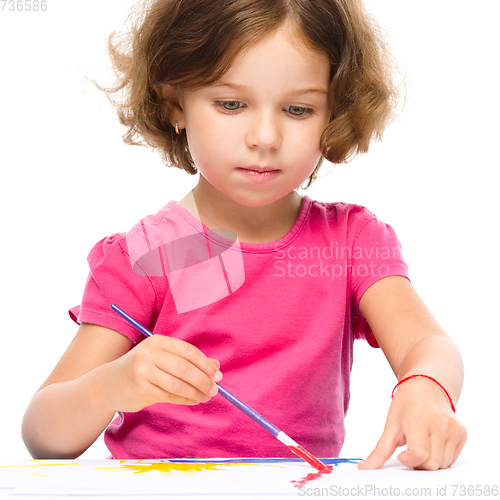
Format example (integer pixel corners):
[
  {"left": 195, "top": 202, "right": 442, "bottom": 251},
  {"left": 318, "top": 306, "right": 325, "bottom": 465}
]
[{"left": 358, "top": 430, "right": 399, "bottom": 470}]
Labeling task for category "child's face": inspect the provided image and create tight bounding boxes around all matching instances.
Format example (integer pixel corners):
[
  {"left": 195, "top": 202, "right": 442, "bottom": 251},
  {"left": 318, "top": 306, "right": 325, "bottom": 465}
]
[{"left": 173, "top": 25, "right": 331, "bottom": 207}]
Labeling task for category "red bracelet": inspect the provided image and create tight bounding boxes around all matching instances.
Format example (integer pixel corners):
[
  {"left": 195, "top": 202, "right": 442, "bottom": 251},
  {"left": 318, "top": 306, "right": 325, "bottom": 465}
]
[{"left": 392, "top": 374, "right": 456, "bottom": 413}]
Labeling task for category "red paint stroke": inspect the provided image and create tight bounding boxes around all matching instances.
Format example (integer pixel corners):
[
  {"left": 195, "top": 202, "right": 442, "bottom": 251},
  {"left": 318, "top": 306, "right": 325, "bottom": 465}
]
[
  {"left": 291, "top": 465, "right": 334, "bottom": 487},
  {"left": 287, "top": 445, "right": 329, "bottom": 471}
]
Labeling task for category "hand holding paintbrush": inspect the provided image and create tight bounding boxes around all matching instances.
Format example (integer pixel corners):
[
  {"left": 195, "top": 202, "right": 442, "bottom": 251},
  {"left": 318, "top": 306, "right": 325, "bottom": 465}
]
[{"left": 111, "top": 304, "right": 328, "bottom": 471}]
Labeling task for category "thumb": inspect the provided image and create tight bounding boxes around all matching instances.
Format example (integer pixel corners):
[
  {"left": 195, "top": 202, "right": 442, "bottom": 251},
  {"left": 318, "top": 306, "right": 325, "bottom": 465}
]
[{"left": 358, "top": 427, "right": 400, "bottom": 470}]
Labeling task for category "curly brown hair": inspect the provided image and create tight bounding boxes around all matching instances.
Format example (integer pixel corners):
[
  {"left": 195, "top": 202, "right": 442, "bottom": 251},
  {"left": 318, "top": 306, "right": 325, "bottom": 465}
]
[{"left": 99, "top": 0, "right": 403, "bottom": 187}]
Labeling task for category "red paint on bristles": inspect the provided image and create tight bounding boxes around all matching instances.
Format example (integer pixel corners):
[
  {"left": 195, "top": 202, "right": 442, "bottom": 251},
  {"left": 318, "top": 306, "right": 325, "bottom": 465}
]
[{"left": 288, "top": 445, "right": 329, "bottom": 471}]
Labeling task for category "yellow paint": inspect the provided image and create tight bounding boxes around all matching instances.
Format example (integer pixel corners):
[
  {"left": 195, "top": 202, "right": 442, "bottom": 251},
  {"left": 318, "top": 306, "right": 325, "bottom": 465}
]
[
  {"left": 0, "top": 460, "right": 283, "bottom": 480},
  {"left": 95, "top": 461, "right": 239, "bottom": 476},
  {"left": 0, "top": 463, "right": 79, "bottom": 468},
  {"left": 0, "top": 463, "right": 79, "bottom": 478}
]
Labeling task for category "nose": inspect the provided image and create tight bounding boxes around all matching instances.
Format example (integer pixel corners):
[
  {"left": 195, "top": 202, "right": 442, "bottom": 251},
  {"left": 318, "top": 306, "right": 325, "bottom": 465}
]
[{"left": 245, "top": 111, "right": 282, "bottom": 150}]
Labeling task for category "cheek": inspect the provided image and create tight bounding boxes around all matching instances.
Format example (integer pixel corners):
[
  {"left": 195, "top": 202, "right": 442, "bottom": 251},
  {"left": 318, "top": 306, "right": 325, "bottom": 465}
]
[
  {"left": 288, "top": 125, "right": 323, "bottom": 160},
  {"left": 188, "top": 119, "right": 242, "bottom": 168},
  {"left": 184, "top": 114, "right": 220, "bottom": 162},
  {"left": 293, "top": 143, "right": 324, "bottom": 179},
  {"left": 185, "top": 120, "right": 209, "bottom": 148}
]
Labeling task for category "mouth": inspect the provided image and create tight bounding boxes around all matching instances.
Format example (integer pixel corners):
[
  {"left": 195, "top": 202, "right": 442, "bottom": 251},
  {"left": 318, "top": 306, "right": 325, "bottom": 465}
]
[
  {"left": 240, "top": 166, "right": 279, "bottom": 173},
  {"left": 237, "top": 166, "right": 280, "bottom": 183}
]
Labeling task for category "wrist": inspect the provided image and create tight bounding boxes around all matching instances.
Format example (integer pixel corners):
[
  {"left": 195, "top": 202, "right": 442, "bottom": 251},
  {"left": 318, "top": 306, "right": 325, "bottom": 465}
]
[
  {"left": 81, "top": 362, "right": 120, "bottom": 418},
  {"left": 392, "top": 374, "right": 456, "bottom": 413}
]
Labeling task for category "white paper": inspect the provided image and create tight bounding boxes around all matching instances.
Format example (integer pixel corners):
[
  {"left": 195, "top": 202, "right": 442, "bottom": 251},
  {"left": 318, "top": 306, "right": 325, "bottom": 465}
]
[{"left": 1, "top": 458, "right": 497, "bottom": 499}]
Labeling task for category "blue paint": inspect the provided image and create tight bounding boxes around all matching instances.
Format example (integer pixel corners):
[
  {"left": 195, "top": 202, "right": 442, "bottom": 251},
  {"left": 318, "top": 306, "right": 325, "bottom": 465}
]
[
  {"left": 164, "top": 458, "right": 361, "bottom": 465},
  {"left": 110, "top": 304, "right": 352, "bottom": 471}
]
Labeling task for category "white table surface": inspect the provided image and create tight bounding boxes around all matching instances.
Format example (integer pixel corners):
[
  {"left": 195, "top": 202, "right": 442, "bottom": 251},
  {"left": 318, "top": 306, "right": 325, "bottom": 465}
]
[{"left": 1, "top": 457, "right": 498, "bottom": 499}]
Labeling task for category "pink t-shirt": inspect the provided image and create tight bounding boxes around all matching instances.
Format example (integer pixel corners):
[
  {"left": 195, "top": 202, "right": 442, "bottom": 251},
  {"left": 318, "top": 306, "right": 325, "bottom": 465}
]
[{"left": 70, "top": 195, "right": 409, "bottom": 459}]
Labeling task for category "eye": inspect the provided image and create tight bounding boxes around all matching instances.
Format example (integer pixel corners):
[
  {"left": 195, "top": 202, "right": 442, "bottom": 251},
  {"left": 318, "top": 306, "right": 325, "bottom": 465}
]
[
  {"left": 216, "top": 101, "right": 244, "bottom": 112},
  {"left": 284, "top": 106, "right": 314, "bottom": 117}
]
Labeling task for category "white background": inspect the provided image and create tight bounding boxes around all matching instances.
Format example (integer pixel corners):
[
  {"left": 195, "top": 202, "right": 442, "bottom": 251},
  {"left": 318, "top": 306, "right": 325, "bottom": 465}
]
[{"left": 0, "top": 0, "right": 498, "bottom": 467}]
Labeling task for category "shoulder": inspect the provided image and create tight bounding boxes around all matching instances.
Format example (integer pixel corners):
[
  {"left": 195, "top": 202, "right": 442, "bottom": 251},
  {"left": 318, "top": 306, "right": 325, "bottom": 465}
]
[
  {"left": 87, "top": 200, "right": 208, "bottom": 283},
  {"left": 304, "top": 198, "right": 403, "bottom": 252},
  {"left": 88, "top": 201, "right": 182, "bottom": 259},
  {"left": 307, "top": 197, "right": 378, "bottom": 231}
]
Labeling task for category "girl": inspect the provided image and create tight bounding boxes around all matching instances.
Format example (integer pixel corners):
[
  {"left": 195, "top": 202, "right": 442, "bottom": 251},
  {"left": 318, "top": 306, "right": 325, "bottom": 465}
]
[{"left": 22, "top": 0, "right": 466, "bottom": 470}]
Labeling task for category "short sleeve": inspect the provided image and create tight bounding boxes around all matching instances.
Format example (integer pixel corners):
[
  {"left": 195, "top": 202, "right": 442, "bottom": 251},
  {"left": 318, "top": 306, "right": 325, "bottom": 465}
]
[
  {"left": 69, "top": 235, "right": 158, "bottom": 343},
  {"left": 350, "top": 214, "right": 410, "bottom": 346}
]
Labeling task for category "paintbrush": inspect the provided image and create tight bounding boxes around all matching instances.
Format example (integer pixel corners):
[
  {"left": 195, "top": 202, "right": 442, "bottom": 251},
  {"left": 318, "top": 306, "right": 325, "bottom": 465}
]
[{"left": 110, "top": 303, "right": 328, "bottom": 470}]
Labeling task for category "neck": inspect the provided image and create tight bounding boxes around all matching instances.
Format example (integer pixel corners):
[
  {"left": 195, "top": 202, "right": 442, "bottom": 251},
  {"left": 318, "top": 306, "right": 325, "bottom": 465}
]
[{"left": 179, "top": 176, "right": 302, "bottom": 244}]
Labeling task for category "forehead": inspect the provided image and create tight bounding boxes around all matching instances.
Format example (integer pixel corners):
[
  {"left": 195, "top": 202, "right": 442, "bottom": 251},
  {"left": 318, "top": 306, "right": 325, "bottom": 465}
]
[{"left": 212, "top": 25, "right": 330, "bottom": 94}]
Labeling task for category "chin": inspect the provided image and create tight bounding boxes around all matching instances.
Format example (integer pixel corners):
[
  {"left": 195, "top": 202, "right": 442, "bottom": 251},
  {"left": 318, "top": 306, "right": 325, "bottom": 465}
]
[{"left": 235, "top": 193, "right": 294, "bottom": 209}]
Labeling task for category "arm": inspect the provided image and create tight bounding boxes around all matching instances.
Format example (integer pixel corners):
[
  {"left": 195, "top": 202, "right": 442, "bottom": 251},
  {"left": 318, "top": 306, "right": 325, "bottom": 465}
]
[
  {"left": 22, "top": 323, "right": 222, "bottom": 459},
  {"left": 356, "top": 276, "right": 467, "bottom": 470}
]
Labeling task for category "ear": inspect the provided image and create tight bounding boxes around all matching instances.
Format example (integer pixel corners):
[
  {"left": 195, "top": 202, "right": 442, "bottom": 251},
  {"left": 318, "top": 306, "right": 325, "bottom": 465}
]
[{"left": 157, "top": 84, "right": 185, "bottom": 130}]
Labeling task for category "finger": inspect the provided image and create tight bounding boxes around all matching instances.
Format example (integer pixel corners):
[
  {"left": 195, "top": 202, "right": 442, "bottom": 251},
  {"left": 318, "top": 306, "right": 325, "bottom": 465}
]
[
  {"left": 144, "top": 379, "right": 208, "bottom": 407},
  {"left": 450, "top": 427, "right": 467, "bottom": 467},
  {"left": 158, "top": 337, "right": 223, "bottom": 382},
  {"left": 209, "top": 358, "right": 222, "bottom": 373},
  {"left": 358, "top": 426, "right": 402, "bottom": 470},
  {"left": 397, "top": 426, "right": 432, "bottom": 470},
  {"left": 443, "top": 423, "right": 467, "bottom": 469},
  {"left": 439, "top": 437, "right": 457, "bottom": 470},
  {"left": 405, "top": 416, "right": 467, "bottom": 470},
  {"left": 150, "top": 364, "right": 217, "bottom": 403},
  {"left": 155, "top": 351, "right": 219, "bottom": 398},
  {"left": 416, "top": 432, "right": 444, "bottom": 471}
]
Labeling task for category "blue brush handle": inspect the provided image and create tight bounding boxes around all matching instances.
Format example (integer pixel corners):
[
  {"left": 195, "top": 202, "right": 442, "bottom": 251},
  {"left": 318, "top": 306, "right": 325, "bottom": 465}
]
[
  {"left": 110, "top": 304, "right": 282, "bottom": 438},
  {"left": 215, "top": 385, "right": 281, "bottom": 437},
  {"left": 111, "top": 304, "right": 154, "bottom": 338}
]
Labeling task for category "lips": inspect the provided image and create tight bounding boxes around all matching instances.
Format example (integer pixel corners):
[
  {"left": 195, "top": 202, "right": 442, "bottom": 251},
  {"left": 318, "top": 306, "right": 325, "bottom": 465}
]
[
  {"left": 237, "top": 166, "right": 280, "bottom": 183},
  {"left": 241, "top": 166, "right": 279, "bottom": 173}
]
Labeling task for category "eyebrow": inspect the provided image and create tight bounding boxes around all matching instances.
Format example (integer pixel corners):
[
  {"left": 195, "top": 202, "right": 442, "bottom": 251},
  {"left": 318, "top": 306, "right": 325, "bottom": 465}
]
[{"left": 211, "top": 82, "right": 328, "bottom": 95}]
